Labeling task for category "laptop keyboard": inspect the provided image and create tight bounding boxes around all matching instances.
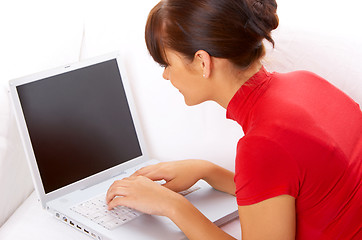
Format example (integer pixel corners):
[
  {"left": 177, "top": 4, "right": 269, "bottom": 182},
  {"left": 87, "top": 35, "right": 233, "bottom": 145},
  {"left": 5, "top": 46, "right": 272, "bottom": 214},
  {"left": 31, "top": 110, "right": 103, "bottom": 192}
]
[
  {"left": 70, "top": 185, "right": 201, "bottom": 230},
  {"left": 71, "top": 193, "right": 142, "bottom": 230}
]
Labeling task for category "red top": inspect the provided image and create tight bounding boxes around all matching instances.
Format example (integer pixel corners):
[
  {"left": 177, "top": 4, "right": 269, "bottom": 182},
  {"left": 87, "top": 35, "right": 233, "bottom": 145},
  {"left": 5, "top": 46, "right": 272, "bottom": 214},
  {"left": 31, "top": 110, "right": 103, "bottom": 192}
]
[{"left": 227, "top": 67, "right": 362, "bottom": 239}]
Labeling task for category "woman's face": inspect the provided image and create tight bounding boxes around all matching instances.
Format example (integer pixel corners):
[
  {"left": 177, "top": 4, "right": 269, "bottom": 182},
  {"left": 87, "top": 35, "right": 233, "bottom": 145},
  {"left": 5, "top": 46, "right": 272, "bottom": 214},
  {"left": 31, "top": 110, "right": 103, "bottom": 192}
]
[{"left": 162, "top": 49, "right": 211, "bottom": 106}]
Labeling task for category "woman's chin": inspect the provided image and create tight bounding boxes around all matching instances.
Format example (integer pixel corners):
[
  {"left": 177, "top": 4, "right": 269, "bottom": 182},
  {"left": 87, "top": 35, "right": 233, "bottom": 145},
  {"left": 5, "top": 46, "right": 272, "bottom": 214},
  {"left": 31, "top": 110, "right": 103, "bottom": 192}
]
[
  {"left": 183, "top": 97, "right": 195, "bottom": 106},
  {"left": 183, "top": 97, "right": 206, "bottom": 106}
]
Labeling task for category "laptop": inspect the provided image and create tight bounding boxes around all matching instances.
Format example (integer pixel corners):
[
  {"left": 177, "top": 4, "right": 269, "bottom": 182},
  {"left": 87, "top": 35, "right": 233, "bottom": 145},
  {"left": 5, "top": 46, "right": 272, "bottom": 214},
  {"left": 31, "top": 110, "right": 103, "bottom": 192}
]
[{"left": 9, "top": 52, "right": 238, "bottom": 240}]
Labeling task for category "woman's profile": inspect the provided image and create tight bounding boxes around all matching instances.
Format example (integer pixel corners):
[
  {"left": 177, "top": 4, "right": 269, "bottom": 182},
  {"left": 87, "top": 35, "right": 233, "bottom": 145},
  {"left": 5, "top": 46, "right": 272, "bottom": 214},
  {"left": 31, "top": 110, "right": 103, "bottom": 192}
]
[{"left": 106, "top": 0, "right": 362, "bottom": 239}]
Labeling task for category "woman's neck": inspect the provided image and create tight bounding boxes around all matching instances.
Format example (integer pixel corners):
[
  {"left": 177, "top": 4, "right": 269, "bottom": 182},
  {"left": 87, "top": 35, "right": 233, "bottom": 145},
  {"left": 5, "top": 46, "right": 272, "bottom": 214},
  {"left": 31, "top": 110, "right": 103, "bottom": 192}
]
[{"left": 211, "top": 60, "right": 262, "bottom": 109}]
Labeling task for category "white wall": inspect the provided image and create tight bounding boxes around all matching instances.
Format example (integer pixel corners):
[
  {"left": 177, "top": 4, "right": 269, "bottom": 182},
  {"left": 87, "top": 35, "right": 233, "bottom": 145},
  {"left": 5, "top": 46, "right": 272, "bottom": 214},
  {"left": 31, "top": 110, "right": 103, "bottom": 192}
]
[{"left": 0, "top": 0, "right": 84, "bottom": 226}]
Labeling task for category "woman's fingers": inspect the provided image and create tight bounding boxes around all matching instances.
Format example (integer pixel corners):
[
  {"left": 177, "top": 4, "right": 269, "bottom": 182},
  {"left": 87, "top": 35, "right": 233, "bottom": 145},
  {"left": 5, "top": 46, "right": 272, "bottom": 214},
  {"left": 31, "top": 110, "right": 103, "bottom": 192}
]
[
  {"left": 132, "top": 163, "right": 174, "bottom": 182},
  {"left": 105, "top": 175, "right": 180, "bottom": 216},
  {"left": 107, "top": 195, "right": 129, "bottom": 210},
  {"left": 131, "top": 165, "right": 153, "bottom": 176},
  {"left": 106, "top": 178, "right": 134, "bottom": 205},
  {"left": 133, "top": 161, "right": 202, "bottom": 192}
]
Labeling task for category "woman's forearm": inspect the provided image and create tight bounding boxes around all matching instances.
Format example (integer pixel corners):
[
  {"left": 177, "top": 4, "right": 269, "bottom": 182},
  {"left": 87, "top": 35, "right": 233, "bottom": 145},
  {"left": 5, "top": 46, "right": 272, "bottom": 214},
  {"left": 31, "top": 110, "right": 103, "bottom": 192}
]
[
  {"left": 168, "top": 194, "right": 236, "bottom": 240},
  {"left": 198, "top": 160, "right": 236, "bottom": 196}
]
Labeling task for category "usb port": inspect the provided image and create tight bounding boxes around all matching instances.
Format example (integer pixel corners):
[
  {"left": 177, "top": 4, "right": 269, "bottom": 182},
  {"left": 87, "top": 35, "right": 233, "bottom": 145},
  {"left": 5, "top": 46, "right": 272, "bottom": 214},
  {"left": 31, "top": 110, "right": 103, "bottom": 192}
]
[
  {"left": 76, "top": 225, "right": 82, "bottom": 230},
  {"left": 84, "top": 229, "right": 89, "bottom": 234},
  {"left": 69, "top": 221, "right": 74, "bottom": 226}
]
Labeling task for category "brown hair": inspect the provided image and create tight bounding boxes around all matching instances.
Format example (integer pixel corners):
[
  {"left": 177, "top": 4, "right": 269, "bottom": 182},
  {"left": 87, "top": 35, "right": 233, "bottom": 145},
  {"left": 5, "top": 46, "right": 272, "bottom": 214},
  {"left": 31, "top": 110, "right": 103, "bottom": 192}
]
[{"left": 145, "top": 0, "right": 279, "bottom": 69}]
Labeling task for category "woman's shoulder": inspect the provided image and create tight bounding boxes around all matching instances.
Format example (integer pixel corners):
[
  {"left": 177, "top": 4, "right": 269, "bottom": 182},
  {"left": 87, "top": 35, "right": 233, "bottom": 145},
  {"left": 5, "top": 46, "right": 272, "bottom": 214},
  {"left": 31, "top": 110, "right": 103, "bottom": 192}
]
[
  {"left": 271, "top": 69, "right": 322, "bottom": 79},
  {"left": 263, "top": 68, "right": 359, "bottom": 114},
  {"left": 270, "top": 69, "right": 332, "bottom": 89}
]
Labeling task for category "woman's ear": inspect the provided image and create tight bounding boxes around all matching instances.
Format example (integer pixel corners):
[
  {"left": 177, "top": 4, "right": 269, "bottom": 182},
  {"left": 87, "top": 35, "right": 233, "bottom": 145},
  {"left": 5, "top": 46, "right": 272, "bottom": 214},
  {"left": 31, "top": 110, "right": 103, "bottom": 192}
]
[{"left": 194, "top": 50, "right": 212, "bottom": 78}]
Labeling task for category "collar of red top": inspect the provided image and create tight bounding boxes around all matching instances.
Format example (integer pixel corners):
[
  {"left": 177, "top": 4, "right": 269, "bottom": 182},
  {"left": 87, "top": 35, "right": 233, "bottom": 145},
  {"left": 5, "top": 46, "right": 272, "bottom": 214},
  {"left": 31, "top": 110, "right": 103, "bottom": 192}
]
[{"left": 226, "top": 66, "right": 271, "bottom": 130}]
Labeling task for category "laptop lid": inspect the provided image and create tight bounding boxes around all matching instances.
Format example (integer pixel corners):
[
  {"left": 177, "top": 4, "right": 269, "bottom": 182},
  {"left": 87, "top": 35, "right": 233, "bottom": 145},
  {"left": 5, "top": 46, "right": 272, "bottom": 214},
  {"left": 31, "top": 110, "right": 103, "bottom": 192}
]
[{"left": 9, "top": 53, "right": 150, "bottom": 208}]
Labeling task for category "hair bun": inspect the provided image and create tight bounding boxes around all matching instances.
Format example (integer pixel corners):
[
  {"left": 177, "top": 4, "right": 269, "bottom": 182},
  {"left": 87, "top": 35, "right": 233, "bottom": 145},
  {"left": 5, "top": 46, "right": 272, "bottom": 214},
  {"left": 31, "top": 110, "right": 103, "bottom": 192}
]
[{"left": 246, "top": 0, "right": 279, "bottom": 45}]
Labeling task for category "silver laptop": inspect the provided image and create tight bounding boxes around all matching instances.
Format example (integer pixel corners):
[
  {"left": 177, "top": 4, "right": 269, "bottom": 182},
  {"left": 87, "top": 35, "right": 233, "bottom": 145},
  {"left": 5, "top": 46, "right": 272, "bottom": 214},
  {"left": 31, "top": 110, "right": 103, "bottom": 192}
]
[{"left": 9, "top": 52, "right": 238, "bottom": 240}]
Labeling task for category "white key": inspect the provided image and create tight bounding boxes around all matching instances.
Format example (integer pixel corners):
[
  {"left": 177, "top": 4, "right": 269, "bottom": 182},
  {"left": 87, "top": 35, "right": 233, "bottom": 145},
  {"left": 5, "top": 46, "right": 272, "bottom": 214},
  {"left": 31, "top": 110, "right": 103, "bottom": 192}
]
[
  {"left": 94, "top": 214, "right": 115, "bottom": 224},
  {"left": 102, "top": 220, "right": 121, "bottom": 230}
]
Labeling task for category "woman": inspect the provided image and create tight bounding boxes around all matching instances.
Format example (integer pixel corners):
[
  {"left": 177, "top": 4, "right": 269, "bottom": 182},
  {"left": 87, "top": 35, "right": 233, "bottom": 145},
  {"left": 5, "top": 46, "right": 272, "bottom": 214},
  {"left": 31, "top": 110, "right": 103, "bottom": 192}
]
[{"left": 106, "top": 0, "right": 362, "bottom": 239}]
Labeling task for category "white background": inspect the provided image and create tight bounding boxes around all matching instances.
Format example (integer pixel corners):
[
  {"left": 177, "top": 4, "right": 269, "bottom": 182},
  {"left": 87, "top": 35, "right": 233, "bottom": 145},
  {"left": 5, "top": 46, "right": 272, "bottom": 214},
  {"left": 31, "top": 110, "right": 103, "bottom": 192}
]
[{"left": 0, "top": 0, "right": 361, "bottom": 236}]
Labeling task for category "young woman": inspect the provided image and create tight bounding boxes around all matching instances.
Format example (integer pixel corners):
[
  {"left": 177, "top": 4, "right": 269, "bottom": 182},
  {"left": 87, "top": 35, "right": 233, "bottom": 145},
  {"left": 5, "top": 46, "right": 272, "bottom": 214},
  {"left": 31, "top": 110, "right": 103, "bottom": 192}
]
[{"left": 106, "top": 0, "right": 362, "bottom": 239}]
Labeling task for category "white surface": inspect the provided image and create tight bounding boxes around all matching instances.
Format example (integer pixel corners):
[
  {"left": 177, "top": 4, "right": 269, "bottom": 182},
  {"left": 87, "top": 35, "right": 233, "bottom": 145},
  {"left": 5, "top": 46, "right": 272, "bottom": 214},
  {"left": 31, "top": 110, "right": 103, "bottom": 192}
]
[{"left": 0, "top": 191, "right": 242, "bottom": 240}]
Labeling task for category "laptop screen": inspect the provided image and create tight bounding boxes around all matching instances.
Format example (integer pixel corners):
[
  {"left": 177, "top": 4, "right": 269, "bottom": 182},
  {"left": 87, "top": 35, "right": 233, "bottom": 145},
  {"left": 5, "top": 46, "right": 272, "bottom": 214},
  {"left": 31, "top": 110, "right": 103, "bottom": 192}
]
[{"left": 16, "top": 59, "right": 142, "bottom": 194}]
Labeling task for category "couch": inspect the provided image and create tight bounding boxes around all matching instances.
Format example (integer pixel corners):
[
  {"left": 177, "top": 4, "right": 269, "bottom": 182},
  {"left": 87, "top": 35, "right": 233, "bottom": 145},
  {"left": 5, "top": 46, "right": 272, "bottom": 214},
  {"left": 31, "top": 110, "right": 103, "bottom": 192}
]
[{"left": 0, "top": 0, "right": 361, "bottom": 239}]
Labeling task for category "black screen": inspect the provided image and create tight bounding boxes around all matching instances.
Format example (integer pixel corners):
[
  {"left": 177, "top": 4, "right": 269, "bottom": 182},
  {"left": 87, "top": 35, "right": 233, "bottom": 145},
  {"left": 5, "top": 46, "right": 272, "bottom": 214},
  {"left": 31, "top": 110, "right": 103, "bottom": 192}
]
[{"left": 17, "top": 59, "right": 142, "bottom": 194}]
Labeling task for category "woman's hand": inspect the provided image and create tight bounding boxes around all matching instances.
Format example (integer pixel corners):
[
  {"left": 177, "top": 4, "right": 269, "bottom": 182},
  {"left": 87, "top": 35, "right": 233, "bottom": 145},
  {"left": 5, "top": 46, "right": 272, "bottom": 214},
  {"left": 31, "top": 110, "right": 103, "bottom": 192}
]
[
  {"left": 106, "top": 162, "right": 237, "bottom": 240},
  {"left": 106, "top": 175, "right": 183, "bottom": 216},
  {"left": 131, "top": 160, "right": 209, "bottom": 193},
  {"left": 106, "top": 160, "right": 208, "bottom": 216},
  {"left": 133, "top": 160, "right": 236, "bottom": 196}
]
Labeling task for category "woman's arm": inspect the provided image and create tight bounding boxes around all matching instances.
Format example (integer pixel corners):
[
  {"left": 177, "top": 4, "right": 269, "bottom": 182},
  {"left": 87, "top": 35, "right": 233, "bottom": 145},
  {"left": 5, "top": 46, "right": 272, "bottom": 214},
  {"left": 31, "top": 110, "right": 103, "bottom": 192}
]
[
  {"left": 106, "top": 176, "right": 236, "bottom": 240},
  {"left": 201, "top": 160, "right": 236, "bottom": 195},
  {"left": 168, "top": 192, "right": 236, "bottom": 240},
  {"left": 238, "top": 195, "right": 296, "bottom": 240},
  {"left": 133, "top": 160, "right": 236, "bottom": 195},
  {"left": 106, "top": 172, "right": 296, "bottom": 240},
  {"left": 170, "top": 194, "right": 295, "bottom": 240}
]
